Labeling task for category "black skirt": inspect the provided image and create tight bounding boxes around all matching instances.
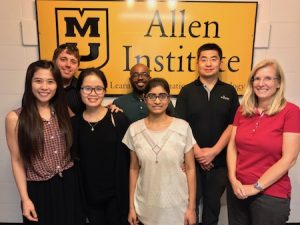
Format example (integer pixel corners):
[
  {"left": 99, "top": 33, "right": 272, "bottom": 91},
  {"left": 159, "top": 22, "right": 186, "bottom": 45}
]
[{"left": 23, "top": 165, "right": 86, "bottom": 225}]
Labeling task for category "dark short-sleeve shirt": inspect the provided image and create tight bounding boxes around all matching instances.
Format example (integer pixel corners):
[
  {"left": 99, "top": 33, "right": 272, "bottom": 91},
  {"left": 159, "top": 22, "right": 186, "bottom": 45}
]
[
  {"left": 175, "top": 78, "right": 239, "bottom": 167},
  {"left": 113, "top": 92, "right": 174, "bottom": 123}
]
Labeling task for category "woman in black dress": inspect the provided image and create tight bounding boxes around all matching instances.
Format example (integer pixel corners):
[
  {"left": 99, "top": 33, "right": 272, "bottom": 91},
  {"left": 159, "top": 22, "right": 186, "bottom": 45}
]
[{"left": 72, "top": 68, "right": 130, "bottom": 225}]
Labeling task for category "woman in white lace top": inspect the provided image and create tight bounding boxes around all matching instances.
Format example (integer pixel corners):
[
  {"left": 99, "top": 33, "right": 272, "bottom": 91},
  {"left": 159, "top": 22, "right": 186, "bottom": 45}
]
[{"left": 123, "top": 78, "right": 197, "bottom": 225}]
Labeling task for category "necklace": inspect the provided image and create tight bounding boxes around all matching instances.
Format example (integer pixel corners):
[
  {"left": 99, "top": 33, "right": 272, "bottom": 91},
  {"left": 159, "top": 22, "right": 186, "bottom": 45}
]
[
  {"left": 83, "top": 108, "right": 107, "bottom": 131},
  {"left": 87, "top": 121, "right": 100, "bottom": 131}
]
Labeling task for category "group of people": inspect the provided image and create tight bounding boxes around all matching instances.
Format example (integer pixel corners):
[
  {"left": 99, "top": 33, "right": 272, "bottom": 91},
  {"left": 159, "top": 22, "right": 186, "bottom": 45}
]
[{"left": 5, "top": 42, "right": 300, "bottom": 225}]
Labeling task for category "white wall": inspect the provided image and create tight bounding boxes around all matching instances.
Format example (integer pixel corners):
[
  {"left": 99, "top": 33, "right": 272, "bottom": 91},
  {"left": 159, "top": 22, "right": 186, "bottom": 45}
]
[{"left": 0, "top": 0, "right": 299, "bottom": 223}]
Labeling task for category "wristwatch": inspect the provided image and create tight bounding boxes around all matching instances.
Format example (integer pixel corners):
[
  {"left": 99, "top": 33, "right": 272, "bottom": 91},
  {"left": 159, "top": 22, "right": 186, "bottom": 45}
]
[{"left": 254, "top": 181, "right": 264, "bottom": 192}]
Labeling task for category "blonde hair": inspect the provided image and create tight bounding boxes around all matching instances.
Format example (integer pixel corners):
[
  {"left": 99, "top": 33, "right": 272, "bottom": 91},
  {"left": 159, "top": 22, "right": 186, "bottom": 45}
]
[{"left": 241, "top": 59, "right": 286, "bottom": 116}]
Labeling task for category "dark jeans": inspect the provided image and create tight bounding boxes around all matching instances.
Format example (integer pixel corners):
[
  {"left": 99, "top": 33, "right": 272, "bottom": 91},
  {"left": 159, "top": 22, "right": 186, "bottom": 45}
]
[
  {"left": 196, "top": 165, "right": 228, "bottom": 225},
  {"left": 227, "top": 185, "right": 290, "bottom": 225}
]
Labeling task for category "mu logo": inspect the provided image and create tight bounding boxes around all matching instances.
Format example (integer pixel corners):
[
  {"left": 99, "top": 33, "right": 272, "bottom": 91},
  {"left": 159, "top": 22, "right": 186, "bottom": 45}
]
[{"left": 55, "top": 8, "right": 109, "bottom": 69}]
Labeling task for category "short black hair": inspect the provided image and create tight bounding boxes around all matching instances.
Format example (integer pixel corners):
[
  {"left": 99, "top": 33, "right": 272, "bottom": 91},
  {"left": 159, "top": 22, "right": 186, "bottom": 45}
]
[{"left": 197, "top": 43, "right": 222, "bottom": 60}]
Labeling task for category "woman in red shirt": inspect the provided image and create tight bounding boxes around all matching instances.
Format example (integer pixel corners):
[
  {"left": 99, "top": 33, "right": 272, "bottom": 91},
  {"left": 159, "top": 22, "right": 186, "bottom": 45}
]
[{"left": 227, "top": 59, "right": 300, "bottom": 225}]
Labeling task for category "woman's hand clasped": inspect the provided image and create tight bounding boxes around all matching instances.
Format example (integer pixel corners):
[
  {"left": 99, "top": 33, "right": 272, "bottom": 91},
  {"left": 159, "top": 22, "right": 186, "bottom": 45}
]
[
  {"left": 232, "top": 179, "right": 247, "bottom": 199},
  {"left": 232, "top": 179, "right": 261, "bottom": 199}
]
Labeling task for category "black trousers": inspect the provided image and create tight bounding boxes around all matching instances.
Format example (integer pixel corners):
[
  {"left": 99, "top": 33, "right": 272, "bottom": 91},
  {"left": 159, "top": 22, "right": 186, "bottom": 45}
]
[
  {"left": 87, "top": 196, "right": 121, "bottom": 225},
  {"left": 196, "top": 165, "right": 228, "bottom": 225},
  {"left": 227, "top": 186, "right": 290, "bottom": 225}
]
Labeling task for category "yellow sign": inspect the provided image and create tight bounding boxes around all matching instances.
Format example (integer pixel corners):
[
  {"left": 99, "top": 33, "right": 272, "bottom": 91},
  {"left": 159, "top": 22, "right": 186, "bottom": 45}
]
[{"left": 36, "top": 0, "right": 257, "bottom": 95}]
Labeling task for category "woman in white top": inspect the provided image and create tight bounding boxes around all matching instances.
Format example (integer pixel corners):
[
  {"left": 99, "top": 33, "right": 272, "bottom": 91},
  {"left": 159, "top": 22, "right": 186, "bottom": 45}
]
[{"left": 123, "top": 78, "right": 197, "bottom": 225}]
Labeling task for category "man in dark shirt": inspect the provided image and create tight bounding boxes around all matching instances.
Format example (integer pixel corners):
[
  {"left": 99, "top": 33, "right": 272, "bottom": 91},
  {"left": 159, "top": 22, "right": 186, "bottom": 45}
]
[
  {"left": 175, "top": 43, "right": 239, "bottom": 225},
  {"left": 113, "top": 63, "right": 174, "bottom": 122},
  {"left": 52, "top": 43, "right": 84, "bottom": 115}
]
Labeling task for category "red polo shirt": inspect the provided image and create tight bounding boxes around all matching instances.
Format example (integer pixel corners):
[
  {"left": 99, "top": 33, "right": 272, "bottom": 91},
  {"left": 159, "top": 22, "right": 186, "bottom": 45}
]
[{"left": 233, "top": 102, "right": 300, "bottom": 198}]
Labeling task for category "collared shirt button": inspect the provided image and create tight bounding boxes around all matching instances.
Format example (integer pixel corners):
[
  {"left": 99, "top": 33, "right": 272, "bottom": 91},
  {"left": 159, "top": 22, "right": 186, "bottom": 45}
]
[
  {"left": 47, "top": 121, "right": 50, "bottom": 125},
  {"left": 50, "top": 136, "right": 54, "bottom": 139},
  {"left": 140, "top": 106, "right": 143, "bottom": 109},
  {"left": 54, "top": 150, "right": 58, "bottom": 154},
  {"left": 56, "top": 165, "right": 61, "bottom": 169}
]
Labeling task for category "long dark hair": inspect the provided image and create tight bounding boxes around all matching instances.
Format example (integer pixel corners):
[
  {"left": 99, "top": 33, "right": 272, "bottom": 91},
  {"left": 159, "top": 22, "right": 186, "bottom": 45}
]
[{"left": 18, "top": 60, "right": 73, "bottom": 166}]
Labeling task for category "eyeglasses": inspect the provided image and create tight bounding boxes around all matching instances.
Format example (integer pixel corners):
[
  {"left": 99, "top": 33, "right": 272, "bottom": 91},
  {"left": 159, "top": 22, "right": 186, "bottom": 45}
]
[
  {"left": 131, "top": 72, "right": 150, "bottom": 79},
  {"left": 81, "top": 86, "right": 105, "bottom": 95},
  {"left": 252, "top": 76, "right": 279, "bottom": 83},
  {"left": 145, "top": 93, "right": 170, "bottom": 101}
]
